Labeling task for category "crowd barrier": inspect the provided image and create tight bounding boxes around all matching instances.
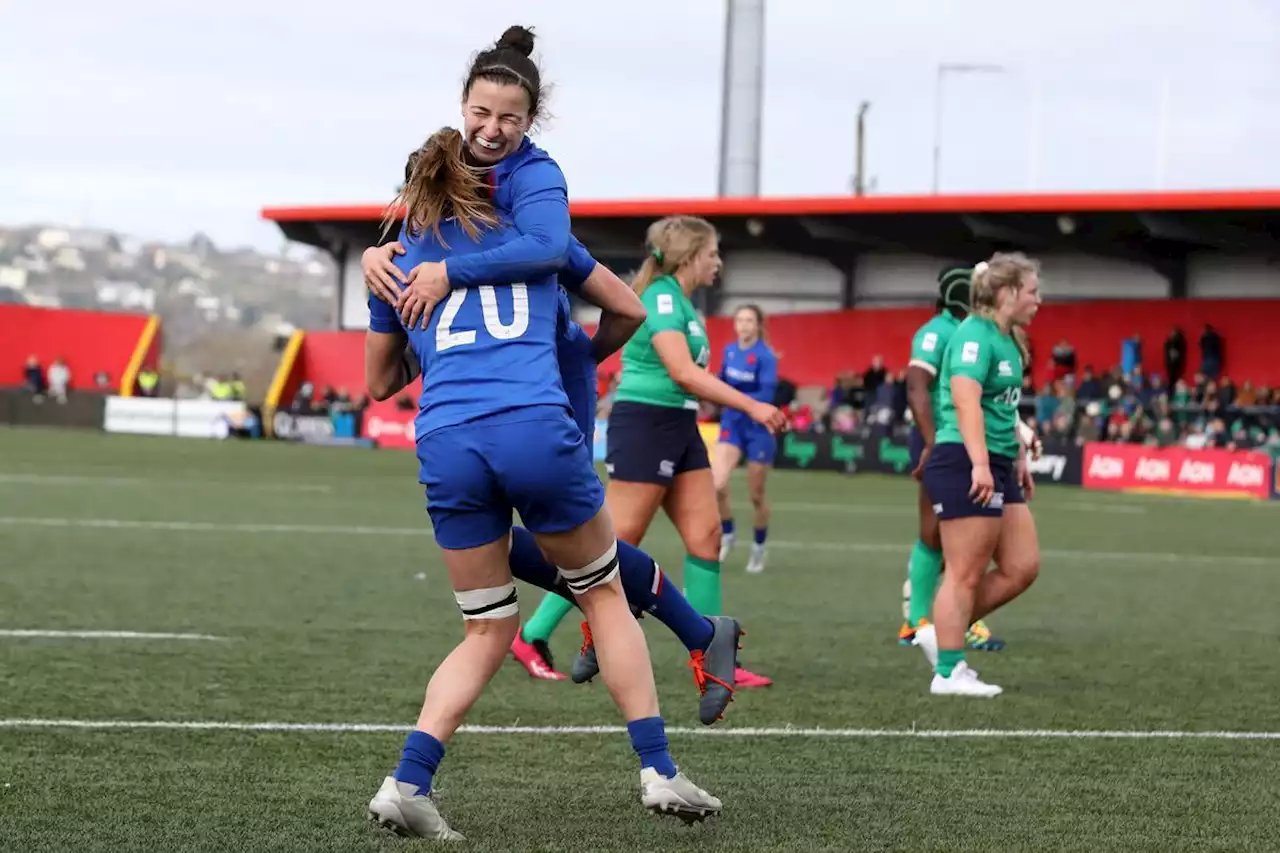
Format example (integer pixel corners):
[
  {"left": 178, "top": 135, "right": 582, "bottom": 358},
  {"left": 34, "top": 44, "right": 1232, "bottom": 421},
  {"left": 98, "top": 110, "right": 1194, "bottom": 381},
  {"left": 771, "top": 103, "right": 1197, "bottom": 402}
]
[
  {"left": 103, "top": 396, "right": 251, "bottom": 439},
  {"left": 11, "top": 396, "right": 1276, "bottom": 502},
  {"left": 0, "top": 389, "right": 106, "bottom": 430}
]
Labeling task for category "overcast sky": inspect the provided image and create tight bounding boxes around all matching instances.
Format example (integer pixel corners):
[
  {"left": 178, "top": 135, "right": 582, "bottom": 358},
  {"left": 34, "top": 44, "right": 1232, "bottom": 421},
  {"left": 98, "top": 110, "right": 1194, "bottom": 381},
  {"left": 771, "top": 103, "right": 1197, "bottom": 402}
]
[{"left": 2, "top": 0, "right": 1277, "bottom": 252}]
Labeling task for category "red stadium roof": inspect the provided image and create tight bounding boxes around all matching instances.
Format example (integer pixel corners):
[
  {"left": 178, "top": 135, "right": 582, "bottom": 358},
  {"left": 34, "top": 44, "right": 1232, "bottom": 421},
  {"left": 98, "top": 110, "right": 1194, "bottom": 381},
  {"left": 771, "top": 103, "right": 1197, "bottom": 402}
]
[{"left": 261, "top": 189, "right": 1280, "bottom": 224}]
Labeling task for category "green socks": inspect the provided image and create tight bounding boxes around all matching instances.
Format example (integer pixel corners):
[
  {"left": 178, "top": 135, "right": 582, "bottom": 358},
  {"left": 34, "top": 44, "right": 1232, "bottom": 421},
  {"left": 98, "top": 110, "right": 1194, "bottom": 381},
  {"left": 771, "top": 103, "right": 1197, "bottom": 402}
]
[
  {"left": 907, "top": 540, "right": 943, "bottom": 626},
  {"left": 936, "top": 649, "right": 965, "bottom": 678},
  {"left": 521, "top": 593, "right": 574, "bottom": 643},
  {"left": 683, "top": 555, "right": 722, "bottom": 617}
]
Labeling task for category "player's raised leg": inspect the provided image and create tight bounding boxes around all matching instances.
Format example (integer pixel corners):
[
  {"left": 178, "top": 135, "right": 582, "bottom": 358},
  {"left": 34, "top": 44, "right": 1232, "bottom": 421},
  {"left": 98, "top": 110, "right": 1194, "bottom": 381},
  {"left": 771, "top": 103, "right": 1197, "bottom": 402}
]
[{"left": 505, "top": 526, "right": 740, "bottom": 724}]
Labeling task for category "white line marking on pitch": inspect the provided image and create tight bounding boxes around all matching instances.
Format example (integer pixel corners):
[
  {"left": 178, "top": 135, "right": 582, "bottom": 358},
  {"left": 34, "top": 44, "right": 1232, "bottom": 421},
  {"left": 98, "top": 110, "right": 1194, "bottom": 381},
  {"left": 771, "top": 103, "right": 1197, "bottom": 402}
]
[
  {"left": 0, "top": 719, "right": 1275, "bottom": 740},
  {"left": 0, "top": 630, "right": 225, "bottom": 641},
  {"left": 772, "top": 501, "right": 1145, "bottom": 515},
  {"left": 0, "top": 516, "right": 1266, "bottom": 566},
  {"left": 0, "top": 473, "right": 332, "bottom": 493}
]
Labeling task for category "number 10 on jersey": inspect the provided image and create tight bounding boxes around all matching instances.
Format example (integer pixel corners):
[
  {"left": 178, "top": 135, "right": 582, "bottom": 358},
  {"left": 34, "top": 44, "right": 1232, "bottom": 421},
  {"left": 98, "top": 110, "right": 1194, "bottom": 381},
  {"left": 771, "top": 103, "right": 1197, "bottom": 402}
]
[{"left": 435, "top": 285, "right": 530, "bottom": 352}]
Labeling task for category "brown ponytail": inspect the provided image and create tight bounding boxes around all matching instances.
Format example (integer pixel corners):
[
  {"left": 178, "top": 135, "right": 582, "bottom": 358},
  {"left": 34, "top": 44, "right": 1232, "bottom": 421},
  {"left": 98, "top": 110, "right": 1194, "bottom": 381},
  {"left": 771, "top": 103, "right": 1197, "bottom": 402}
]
[{"left": 382, "top": 127, "right": 497, "bottom": 246}]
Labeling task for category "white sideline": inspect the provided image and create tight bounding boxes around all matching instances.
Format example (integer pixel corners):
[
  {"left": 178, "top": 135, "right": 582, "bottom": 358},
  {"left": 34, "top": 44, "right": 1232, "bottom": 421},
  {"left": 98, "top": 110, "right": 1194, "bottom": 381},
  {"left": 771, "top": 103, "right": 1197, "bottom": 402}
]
[
  {"left": 0, "top": 718, "right": 1276, "bottom": 739},
  {"left": 0, "top": 630, "right": 225, "bottom": 641},
  {"left": 0, "top": 515, "right": 1268, "bottom": 566},
  {"left": 0, "top": 473, "right": 332, "bottom": 493}
]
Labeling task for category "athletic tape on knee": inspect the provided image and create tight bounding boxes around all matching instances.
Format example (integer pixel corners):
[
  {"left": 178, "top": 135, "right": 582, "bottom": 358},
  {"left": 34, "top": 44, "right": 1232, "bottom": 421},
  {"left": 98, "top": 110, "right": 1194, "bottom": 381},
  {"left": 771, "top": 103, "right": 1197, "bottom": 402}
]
[
  {"left": 454, "top": 584, "right": 518, "bottom": 620},
  {"left": 558, "top": 541, "right": 620, "bottom": 595}
]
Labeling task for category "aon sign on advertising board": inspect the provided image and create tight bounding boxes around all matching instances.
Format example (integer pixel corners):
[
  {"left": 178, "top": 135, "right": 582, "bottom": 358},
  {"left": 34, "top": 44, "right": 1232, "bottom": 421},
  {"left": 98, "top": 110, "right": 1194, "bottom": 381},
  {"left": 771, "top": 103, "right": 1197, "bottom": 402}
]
[{"left": 1082, "top": 442, "right": 1272, "bottom": 500}]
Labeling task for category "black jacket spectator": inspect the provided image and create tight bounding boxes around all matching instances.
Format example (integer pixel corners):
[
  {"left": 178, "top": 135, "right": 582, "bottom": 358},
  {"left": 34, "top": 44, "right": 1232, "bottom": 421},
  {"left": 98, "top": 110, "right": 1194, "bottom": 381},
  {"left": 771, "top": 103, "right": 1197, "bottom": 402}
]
[{"left": 1164, "top": 327, "right": 1187, "bottom": 387}]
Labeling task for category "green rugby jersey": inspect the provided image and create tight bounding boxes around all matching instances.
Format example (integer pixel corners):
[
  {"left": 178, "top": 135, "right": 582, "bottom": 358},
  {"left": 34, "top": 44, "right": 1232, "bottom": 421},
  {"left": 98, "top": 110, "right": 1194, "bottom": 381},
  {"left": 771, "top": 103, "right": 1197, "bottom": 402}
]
[
  {"left": 615, "top": 275, "right": 710, "bottom": 410},
  {"left": 908, "top": 310, "right": 962, "bottom": 423},
  {"left": 934, "top": 315, "right": 1023, "bottom": 459}
]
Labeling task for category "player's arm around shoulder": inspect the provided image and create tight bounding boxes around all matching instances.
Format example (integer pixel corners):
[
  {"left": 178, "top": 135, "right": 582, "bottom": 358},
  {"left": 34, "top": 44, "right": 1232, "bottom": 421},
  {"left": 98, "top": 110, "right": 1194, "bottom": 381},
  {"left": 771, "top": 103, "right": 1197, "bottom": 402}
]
[{"left": 366, "top": 291, "right": 414, "bottom": 401}]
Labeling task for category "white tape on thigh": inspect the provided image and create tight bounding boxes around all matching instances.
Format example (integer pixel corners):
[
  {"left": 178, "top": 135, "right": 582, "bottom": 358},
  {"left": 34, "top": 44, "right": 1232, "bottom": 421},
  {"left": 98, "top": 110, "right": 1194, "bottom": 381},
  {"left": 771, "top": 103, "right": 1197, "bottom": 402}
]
[
  {"left": 558, "top": 541, "right": 620, "bottom": 595},
  {"left": 454, "top": 584, "right": 518, "bottom": 620}
]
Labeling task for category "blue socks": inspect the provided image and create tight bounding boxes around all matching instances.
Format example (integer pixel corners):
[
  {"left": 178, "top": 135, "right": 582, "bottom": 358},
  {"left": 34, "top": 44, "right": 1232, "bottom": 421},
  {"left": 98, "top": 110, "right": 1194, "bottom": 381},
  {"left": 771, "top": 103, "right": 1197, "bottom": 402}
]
[
  {"left": 394, "top": 730, "right": 445, "bottom": 796},
  {"left": 725, "top": 518, "right": 767, "bottom": 545},
  {"left": 508, "top": 527, "right": 714, "bottom": 654},
  {"left": 617, "top": 548, "right": 715, "bottom": 653},
  {"left": 626, "top": 717, "right": 677, "bottom": 778}
]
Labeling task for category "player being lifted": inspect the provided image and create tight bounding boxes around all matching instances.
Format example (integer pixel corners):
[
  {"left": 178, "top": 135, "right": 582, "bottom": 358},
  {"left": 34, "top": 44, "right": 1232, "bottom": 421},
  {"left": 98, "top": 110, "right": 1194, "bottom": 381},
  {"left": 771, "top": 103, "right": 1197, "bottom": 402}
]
[
  {"left": 361, "top": 26, "right": 720, "bottom": 839},
  {"left": 364, "top": 191, "right": 742, "bottom": 726}
]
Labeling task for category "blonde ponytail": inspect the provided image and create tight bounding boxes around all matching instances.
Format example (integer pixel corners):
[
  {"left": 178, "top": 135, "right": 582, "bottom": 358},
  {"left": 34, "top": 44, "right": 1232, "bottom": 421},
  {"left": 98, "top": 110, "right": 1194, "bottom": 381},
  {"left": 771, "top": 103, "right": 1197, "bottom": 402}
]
[
  {"left": 971, "top": 251, "right": 1039, "bottom": 322},
  {"left": 632, "top": 216, "right": 718, "bottom": 295}
]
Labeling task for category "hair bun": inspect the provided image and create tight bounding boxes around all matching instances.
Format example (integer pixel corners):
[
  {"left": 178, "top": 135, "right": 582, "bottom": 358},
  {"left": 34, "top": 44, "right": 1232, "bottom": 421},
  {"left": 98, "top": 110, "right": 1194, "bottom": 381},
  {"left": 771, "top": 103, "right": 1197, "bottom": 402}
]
[
  {"left": 973, "top": 261, "right": 989, "bottom": 276},
  {"left": 497, "top": 25, "right": 535, "bottom": 57}
]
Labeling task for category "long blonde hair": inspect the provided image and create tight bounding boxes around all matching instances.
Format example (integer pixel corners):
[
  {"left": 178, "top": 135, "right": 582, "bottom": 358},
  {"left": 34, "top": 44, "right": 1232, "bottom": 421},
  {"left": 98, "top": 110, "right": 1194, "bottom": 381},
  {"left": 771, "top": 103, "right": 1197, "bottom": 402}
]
[
  {"left": 971, "top": 251, "right": 1038, "bottom": 363},
  {"left": 381, "top": 127, "right": 498, "bottom": 246},
  {"left": 631, "top": 216, "right": 718, "bottom": 295}
]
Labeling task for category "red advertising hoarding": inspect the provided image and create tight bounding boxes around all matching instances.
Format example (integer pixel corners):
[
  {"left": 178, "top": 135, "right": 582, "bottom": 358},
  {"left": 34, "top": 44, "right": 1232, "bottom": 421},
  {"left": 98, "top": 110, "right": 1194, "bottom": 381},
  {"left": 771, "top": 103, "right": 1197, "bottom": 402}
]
[
  {"left": 361, "top": 399, "right": 416, "bottom": 451},
  {"left": 1082, "top": 442, "right": 1272, "bottom": 500}
]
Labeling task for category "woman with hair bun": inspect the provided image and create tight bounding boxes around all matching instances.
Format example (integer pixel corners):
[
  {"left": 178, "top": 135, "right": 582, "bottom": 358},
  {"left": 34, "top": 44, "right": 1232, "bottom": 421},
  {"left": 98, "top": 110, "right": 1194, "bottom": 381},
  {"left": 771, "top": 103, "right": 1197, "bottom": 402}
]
[{"left": 362, "top": 26, "right": 721, "bottom": 840}]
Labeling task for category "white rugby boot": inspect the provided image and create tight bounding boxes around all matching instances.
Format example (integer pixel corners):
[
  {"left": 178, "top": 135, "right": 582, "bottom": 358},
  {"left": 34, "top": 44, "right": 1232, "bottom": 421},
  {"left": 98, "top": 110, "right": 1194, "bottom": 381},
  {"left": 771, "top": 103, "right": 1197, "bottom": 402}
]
[
  {"left": 640, "top": 767, "right": 723, "bottom": 823},
  {"left": 929, "top": 661, "right": 1003, "bottom": 697},
  {"left": 367, "top": 776, "right": 465, "bottom": 841},
  {"left": 745, "top": 543, "right": 767, "bottom": 574}
]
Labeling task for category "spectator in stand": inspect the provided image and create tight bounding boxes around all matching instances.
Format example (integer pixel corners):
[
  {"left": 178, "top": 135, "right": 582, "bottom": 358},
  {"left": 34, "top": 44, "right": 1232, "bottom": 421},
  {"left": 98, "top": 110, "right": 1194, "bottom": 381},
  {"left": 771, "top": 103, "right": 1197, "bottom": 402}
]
[
  {"left": 1129, "top": 364, "right": 1146, "bottom": 392},
  {"left": 891, "top": 370, "right": 909, "bottom": 425},
  {"left": 1017, "top": 373, "right": 1036, "bottom": 423},
  {"left": 863, "top": 355, "right": 887, "bottom": 399},
  {"left": 290, "top": 381, "right": 316, "bottom": 413},
  {"left": 1154, "top": 416, "right": 1178, "bottom": 446},
  {"left": 46, "top": 358, "right": 70, "bottom": 404},
  {"left": 1121, "top": 334, "right": 1143, "bottom": 378},
  {"left": 1139, "top": 372, "right": 1164, "bottom": 409},
  {"left": 1035, "top": 380, "right": 1059, "bottom": 427},
  {"left": 1078, "top": 401, "right": 1103, "bottom": 444},
  {"left": 829, "top": 373, "right": 851, "bottom": 411},
  {"left": 1104, "top": 366, "right": 1127, "bottom": 401},
  {"left": 1171, "top": 378, "right": 1191, "bottom": 408},
  {"left": 1237, "top": 380, "right": 1258, "bottom": 407},
  {"left": 870, "top": 371, "right": 896, "bottom": 425},
  {"left": 1216, "top": 376, "right": 1236, "bottom": 409},
  {"left": 1164, "top": 327, "right": 1187, "bottom": 387},
  {"left": 1200, "top": 324, "right": 1223, "bottom": 380},
  {"left": 1050, "top": 338, "right": 1076, "bottom": 381},
  {"left": 1077, "top": 366, "right": 1102, "bottom": 401},
  {"left": 96, "top": 370, "right": 114, "bottom": 391},
  {"left": 23, "top": 355, "right": 45, "bottom": 398},
  {"left": 1046, "top": 412, "right": 1073, "bottom": 445}
]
